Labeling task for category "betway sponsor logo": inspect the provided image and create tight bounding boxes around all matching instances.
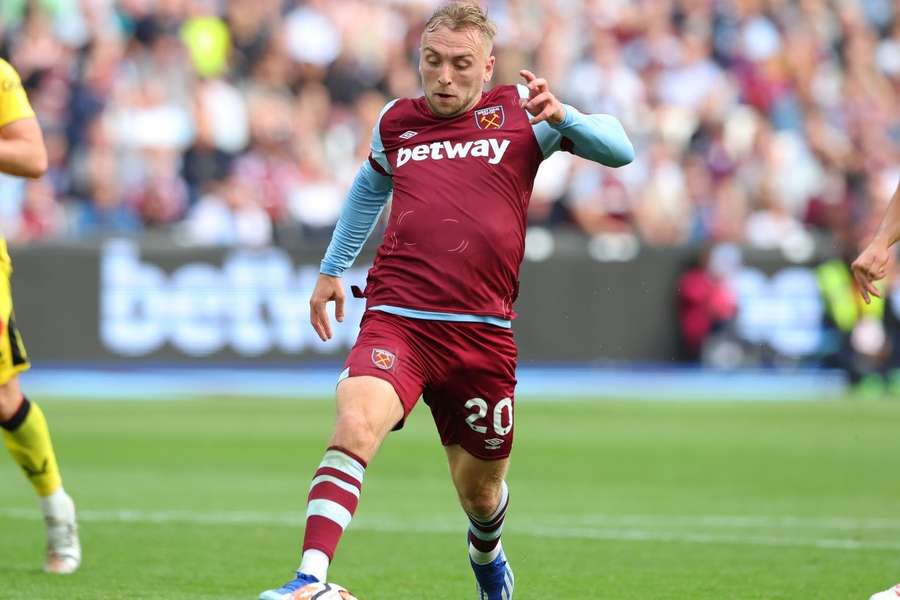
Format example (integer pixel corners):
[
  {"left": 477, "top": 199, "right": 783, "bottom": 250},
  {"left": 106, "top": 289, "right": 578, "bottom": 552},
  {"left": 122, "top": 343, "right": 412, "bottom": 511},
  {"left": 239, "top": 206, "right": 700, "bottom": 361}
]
[
  {"left": 396, "top": 138, "right": 510, "bottom": 167},
  {"left": 100, "top": 240, "right": 366, "bottom": 357}
]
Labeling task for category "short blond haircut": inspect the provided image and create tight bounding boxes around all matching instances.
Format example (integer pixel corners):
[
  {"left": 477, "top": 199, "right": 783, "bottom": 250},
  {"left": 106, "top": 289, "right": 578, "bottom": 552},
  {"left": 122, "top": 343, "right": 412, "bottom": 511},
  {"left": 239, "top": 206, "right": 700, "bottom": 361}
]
[{"left": 423, "top": 1, "right": 497, "bottom": 50}]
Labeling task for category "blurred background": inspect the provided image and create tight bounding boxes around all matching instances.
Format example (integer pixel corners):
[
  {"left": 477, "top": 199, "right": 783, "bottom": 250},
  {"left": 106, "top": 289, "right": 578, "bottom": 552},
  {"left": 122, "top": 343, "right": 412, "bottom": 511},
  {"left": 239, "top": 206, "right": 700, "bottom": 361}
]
[{"left": 2, "top": 0, "right": 899, "bottom": 397}]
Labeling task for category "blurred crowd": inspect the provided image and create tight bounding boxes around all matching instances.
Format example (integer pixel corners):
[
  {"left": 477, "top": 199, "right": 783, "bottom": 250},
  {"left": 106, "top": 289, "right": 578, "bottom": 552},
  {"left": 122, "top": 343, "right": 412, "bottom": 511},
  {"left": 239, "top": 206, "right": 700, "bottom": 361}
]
[{"left": 0, "top": 0, "right": 897, "bottom": 249}]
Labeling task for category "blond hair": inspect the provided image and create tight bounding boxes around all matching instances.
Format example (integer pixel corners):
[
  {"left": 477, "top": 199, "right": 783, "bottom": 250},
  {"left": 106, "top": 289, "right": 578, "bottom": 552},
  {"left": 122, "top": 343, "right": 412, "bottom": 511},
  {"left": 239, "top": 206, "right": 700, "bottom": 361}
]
[{"left": 423, "top": 1, "right": 497, "bottom": 49}]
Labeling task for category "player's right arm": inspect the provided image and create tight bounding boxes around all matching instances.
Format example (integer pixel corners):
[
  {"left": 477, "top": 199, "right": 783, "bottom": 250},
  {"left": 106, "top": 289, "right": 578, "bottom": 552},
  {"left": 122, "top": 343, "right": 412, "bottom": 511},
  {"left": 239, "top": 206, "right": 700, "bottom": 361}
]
[
  {"left": 0, "top": 59, "right": 47, "bottom": 178},
  {"left": 311, "top": 100, "right": 398, "bottom": 341},
  {"left": 852, "top": 180, "right": 900, "bottom": 303}
]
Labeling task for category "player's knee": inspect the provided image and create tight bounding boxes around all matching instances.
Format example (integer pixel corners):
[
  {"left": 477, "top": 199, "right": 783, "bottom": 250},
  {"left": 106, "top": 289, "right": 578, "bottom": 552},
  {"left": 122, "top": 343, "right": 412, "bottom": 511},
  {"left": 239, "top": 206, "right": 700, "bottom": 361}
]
[
  {"left": 458, "top": 482, "right": 503, "bottom": 519},
  {"left": 0, "top": 377, "right": 23, "bottom": 421},
  {"left": 331, "top": 412, "right": 381, "bottom": 459}
]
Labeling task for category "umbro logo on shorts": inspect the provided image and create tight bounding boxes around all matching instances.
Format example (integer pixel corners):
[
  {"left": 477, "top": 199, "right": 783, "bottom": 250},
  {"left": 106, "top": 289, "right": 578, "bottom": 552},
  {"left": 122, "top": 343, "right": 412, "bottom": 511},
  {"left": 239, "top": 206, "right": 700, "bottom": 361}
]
[
  {"left": 371, "top": 348, "right": 396, "bottom": 370},
  {"left": 484, "top": 438, "right": 505, "bottom": 450}
]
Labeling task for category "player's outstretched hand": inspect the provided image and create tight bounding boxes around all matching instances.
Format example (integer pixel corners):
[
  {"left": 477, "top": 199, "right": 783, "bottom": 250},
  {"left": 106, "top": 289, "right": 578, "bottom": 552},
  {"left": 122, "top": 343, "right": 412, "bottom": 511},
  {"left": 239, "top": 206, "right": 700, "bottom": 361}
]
[
  {"left": 851, "top": 241, "right": 891, "bottom": 304},
  {"left": 519, "top": 69, "right": 566, "bottom": 126},
  {"left": 309, "top": 273, "right": 345, "bottom": 341}
]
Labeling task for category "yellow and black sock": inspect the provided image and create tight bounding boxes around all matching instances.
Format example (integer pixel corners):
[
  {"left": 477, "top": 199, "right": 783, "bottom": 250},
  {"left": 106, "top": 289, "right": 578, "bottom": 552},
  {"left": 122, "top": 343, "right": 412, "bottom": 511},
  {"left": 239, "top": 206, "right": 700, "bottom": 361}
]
[{"left": 1, "top": 397, "right": 62, "bottom": 497}]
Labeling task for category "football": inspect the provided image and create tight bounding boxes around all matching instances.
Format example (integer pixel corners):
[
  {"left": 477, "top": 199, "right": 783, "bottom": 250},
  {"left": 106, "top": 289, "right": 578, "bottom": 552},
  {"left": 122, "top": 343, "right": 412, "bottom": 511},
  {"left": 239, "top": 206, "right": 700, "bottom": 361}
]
[{"left": 291, "top": 582, "right": 359, "bottom": 600}]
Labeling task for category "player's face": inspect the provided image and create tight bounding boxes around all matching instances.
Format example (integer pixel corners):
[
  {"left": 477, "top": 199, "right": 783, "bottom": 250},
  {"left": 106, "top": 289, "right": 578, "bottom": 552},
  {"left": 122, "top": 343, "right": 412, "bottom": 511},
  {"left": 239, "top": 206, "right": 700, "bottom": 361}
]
[{"left": 419, "top": 26, "right": 495, "bottom": 118}]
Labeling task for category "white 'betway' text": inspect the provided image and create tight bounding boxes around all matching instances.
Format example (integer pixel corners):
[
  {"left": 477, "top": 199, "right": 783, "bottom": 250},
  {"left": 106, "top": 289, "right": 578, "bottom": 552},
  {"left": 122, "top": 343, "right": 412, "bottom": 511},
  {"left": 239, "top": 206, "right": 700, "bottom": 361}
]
[{"left": 396, "top": 138, "right": 510, "bottom": 167}]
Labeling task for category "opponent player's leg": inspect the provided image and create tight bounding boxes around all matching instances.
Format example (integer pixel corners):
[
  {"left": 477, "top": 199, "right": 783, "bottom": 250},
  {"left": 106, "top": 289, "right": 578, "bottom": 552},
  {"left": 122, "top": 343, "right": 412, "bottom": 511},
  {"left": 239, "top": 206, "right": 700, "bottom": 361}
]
[
  {"left": 260, "top": 375, "right": 407, "bottom": 599},
  {"left": 447, "top": 446, "right": 514, "bottom": 600},
  {"left": 0, "top": 375, "right": 81, "bottom": 574},
  {"left": 0, "top": 271, "right": 80, "bottom": 574}
]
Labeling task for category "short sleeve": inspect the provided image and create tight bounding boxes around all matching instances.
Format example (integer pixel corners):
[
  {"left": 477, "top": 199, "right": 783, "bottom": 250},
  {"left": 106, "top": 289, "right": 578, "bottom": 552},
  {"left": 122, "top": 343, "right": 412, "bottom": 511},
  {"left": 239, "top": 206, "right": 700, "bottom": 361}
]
[
  {"left": 369, "top": 98, "right": 399, "bottom": 175},
  {"left": 0, "top": 59, "right": 35, "bottom": 129}
]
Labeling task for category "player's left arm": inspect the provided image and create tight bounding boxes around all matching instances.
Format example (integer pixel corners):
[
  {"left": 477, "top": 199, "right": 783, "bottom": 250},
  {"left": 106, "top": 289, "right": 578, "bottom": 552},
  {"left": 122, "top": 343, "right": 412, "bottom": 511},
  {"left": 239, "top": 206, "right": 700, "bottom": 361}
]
[
  {"left": 0, "top": 60, "right": 47, "bottom": 178},
  {"left": 0, "top": 117, "right": 47, "bottom": 178},
  {"left": 520, "top": 69, "right": 634, "bottom": 168}
]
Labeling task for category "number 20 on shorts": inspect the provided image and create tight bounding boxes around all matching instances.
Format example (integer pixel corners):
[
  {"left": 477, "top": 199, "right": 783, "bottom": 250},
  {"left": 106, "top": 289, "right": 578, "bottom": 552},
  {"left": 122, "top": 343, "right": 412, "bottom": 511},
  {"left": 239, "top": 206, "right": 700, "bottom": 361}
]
[{"left": 464, "top": 397, "right": 513, "bottom": 436}]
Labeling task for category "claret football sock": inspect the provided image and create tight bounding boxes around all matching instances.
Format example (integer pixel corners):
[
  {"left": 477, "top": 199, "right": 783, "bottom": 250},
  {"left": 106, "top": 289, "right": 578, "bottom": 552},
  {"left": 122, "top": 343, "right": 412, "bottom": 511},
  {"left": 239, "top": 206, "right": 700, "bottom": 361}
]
[
  {"left": 1, "top": 397, "right": 62, "bottom": 497},
  {"left": 467, "top": 480, "right": 509, "bottom": 565},
  {"left": 299, "top": 446, "right": 367, "bottom": 581}
]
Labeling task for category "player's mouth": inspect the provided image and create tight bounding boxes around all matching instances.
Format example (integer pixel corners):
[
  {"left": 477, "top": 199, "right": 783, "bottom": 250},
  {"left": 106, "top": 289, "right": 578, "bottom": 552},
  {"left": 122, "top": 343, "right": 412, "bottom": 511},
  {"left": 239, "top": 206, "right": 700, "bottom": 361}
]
[{"left": 434, "top": 92, "right": 455, "bottom": 101}]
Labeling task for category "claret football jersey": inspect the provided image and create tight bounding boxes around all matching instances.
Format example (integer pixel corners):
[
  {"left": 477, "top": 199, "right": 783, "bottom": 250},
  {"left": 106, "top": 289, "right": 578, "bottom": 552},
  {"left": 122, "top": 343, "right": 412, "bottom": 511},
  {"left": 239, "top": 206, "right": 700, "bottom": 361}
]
[{"left": 362, "top": 85, "right": 543, "bottom": 320}]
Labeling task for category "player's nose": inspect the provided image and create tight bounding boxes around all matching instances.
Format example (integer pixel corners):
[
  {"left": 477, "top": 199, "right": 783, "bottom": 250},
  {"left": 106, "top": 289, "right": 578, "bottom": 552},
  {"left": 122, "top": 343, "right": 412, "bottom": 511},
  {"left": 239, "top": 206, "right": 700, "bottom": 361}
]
[{"left": 437, "top": 65, "right": 452, "bottom": 85}]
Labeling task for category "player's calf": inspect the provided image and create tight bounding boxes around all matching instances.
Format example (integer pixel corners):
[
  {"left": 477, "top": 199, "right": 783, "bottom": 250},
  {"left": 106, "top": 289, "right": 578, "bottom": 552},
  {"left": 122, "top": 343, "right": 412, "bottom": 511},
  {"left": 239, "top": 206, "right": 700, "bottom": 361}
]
[{"left": 466, "top": 481, "right": 512, "bottom": 599}]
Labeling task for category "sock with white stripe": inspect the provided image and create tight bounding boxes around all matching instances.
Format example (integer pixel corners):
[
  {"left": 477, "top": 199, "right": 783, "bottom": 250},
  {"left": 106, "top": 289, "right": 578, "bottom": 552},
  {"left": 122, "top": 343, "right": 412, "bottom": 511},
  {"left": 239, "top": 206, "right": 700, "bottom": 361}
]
[
  {"left": 468, "top": 480, "right": 509, "bottom": 565},
  {"left": 299, "top": 446, "right": 367, "bottom": 581}
]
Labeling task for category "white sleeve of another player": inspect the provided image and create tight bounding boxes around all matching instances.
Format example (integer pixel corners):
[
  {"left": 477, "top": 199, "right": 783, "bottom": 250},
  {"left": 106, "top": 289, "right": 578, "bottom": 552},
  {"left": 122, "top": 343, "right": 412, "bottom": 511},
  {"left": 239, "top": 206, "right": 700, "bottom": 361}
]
[{"left": 370, "top": 98, "right": 400, "bottom": 174}]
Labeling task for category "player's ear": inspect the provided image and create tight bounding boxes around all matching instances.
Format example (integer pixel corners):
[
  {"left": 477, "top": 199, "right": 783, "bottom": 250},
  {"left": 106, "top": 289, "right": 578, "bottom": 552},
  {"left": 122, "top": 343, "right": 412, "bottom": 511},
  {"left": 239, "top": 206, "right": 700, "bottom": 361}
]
[{"left": 483, "top": 54, "right": 496, "bottom": 83}]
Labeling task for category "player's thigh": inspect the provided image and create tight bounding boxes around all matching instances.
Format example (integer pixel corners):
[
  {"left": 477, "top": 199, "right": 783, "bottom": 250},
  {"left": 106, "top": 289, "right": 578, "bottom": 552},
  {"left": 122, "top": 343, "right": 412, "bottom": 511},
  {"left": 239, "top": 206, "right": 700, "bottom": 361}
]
[
  {"left": 335, "top": 311, "right": 428, "bottom": 458},
  {"left": 444, "top": 443, "right": 509, "bottom": 514},
  {"left": 425, "top": 325, "right": 517, "bottom": 461},
  {"left": 0, "top": 267, "right": 29, "bottom": 416},
  {"left": 331, "top": 375, "right": 405, "bottom": 460}
]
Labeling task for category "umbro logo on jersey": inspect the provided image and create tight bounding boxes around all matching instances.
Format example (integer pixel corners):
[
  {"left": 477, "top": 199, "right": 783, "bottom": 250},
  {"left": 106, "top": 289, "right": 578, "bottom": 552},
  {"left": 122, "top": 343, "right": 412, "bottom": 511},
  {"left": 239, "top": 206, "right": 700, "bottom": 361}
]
[
  {"left": 399, "top": 130, "right": 418, "bottom": 139},
  {"left": 396, "top": 138, "right": 511, "bottom": 167}
]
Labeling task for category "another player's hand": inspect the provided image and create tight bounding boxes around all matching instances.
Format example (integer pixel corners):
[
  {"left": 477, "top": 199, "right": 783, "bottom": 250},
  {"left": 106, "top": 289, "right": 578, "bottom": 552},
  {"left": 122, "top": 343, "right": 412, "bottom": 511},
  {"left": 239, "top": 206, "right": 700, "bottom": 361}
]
[
  {"left": 519, "top": 69, "right": 566, "bottom": 126},
  {"left": 851, "top": 240, "right": 891, "bottom": 304},
  {"left": 309, "top": 273, "right": 345, "bottom": 341}
]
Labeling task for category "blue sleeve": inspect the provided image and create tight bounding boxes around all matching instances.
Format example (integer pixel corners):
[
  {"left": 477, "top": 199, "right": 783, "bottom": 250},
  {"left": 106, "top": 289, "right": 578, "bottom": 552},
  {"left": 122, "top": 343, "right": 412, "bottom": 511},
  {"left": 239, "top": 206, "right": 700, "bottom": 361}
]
[
  {"left": 531, "top": 104, "right": 634, "bottom": 167},
  {"left": 320, "top": 160, "right": 392, "bottom": 276}
]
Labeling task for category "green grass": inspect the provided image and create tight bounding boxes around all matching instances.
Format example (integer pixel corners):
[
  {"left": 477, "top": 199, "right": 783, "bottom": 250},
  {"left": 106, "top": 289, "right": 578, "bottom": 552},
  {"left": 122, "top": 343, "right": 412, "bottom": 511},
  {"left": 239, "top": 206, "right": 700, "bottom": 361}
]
[{"left": 1, "top": 396, "right": 900, "bottom": 599}]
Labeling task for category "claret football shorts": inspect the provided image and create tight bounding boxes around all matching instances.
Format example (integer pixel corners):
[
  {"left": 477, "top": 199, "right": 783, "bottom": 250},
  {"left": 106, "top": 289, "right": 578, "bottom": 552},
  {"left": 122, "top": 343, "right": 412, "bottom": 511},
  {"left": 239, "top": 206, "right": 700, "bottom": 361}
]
[
  {"left": 0, "top": 264, "right": 30, "bottom": 385},
  {"left": 342, "top": 310, "right": 517, "bottom": 460}
]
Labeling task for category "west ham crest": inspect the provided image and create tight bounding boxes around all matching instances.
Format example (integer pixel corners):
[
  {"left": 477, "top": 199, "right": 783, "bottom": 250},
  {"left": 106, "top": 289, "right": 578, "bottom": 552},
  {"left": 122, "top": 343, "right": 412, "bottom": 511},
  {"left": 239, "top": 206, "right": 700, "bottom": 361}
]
[
  {"left": 371, "top": 348, "right": 396, "bottom": 370},
  {"left": 475, "top": 105, "right": 504, "bottom": 130}
]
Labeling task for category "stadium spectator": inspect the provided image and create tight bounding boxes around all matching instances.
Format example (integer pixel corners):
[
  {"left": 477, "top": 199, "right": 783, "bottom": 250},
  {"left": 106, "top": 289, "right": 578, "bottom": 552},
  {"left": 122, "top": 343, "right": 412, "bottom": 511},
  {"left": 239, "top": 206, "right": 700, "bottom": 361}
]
[{"left": 676, "top": 244, "right": 739, "bottom": 362}]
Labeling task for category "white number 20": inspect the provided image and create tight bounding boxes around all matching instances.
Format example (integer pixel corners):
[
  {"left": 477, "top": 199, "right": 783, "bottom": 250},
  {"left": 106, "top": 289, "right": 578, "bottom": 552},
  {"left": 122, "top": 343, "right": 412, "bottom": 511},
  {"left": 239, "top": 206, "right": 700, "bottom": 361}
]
[{"left": 464, "top": 397, "right": 513, "bottom": 436}]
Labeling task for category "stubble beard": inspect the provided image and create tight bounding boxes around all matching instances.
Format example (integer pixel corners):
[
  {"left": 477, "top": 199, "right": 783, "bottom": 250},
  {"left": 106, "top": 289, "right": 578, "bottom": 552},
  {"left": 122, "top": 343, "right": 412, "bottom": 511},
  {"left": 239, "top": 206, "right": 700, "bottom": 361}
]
[{"left": 426, "top": 89, "right": 479, "bottom": 119}]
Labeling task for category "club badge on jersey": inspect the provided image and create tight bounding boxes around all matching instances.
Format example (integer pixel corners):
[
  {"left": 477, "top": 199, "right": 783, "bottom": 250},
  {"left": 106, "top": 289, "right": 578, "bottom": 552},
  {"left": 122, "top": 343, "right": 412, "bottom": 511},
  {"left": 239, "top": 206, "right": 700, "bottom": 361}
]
[{"left": 474, "top": 105, "right": 504, "bottom": 130}]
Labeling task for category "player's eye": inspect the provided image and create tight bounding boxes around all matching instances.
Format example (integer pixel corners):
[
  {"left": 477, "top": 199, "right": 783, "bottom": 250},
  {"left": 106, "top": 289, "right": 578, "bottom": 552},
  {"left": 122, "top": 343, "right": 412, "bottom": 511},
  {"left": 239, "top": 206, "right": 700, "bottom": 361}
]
[{"left": 455, "top": 60, "right": 472, "bottom": 70}]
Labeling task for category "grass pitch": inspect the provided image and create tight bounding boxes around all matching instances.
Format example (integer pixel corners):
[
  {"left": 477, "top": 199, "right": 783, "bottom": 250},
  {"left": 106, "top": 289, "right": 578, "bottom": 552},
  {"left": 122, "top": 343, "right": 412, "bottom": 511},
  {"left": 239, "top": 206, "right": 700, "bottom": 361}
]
[{"left": 1, "top": 395, "right": 899, "bottom": 599}]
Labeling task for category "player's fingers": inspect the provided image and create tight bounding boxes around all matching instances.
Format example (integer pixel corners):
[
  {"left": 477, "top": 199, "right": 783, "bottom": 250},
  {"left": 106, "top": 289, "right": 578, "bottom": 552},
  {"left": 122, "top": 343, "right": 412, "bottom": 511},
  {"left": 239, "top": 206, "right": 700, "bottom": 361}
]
[
  {"left": 863, "top": 279, "right": 881, "bottom": 300},
  {"left": 335, "top": 292, "right": 345, "bottom": 323},
  {"left": 519, "top": 69, "right": 535, "bottom": 83},
  {"left": 529, "top": 104, "right": 555, "bottom": 125},
  {"left": 853, "top": 271, "right": 880, "bottom": 303},
  {"left": 527, "top": 77, "right": 548, "bottom": 93},
  {"left": 309, "top": 300, "right": 332, "bottom": 341},
  {"left": 525, "top": 91, "right": 553, "bottom": 114},
  {"left": 852, "top": 271, "right": 870, "bottom": 303}
]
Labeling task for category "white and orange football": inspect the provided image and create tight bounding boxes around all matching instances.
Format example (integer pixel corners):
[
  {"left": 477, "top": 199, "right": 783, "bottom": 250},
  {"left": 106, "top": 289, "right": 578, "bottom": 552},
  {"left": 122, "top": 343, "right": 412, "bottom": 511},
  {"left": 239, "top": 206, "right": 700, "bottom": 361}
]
[{"left": 291, "top": 582, "right": 358, "bottom": 600}]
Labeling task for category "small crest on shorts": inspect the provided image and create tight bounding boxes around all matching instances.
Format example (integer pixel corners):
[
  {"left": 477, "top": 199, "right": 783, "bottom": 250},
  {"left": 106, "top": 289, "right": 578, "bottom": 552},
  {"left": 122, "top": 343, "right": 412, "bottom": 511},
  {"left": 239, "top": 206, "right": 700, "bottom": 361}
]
[
  {"left": 484, "top": 438, "right": 505, "bottom": 450},
  {"left": 371, "top": 348, "right": 396, "bottom": 370},
  {"left": 475, "top": 105, "right": 504, "bottom": 129}
]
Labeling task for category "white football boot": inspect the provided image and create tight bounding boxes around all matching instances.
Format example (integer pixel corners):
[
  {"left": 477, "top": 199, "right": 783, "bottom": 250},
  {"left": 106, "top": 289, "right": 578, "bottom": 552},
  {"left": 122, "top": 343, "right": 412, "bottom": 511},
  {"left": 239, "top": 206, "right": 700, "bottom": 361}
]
[
  {"left": 42, "top": 490, "right": 81, "bottom": 574},
  {"left": 870, "top": 584, "right": 900, "bottom": 600}
]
